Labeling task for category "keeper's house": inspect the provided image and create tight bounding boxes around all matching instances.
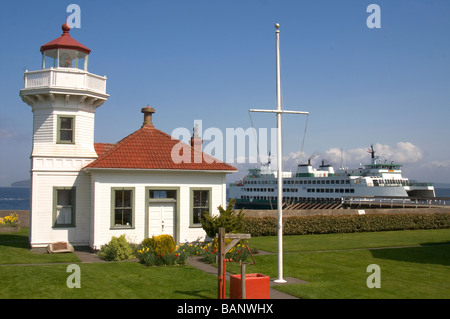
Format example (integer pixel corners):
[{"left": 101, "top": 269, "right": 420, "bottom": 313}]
[{"left": 19, "top": 23, "right": 236, "bottom": 249}]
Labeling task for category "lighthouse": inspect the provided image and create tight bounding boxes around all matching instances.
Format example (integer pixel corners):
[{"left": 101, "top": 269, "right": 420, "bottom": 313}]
[
  {"left": 20, "top": 23, "right": 109, "bottom": 247},
  {"left": 19, "top": 21, "right": 236, "bottom": 250}
]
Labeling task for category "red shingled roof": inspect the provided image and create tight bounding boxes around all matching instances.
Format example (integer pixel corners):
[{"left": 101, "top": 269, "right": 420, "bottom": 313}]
[
  {"left": 86, "top": 126, "right": 237, "bottom": 172},
  {"left": 40, "top": 23, "right": 91, "bottom": 54}
]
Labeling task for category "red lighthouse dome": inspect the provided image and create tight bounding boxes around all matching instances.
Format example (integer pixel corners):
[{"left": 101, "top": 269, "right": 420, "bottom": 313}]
[{"left": 40, "top": 23, "right": 91, "bottom": 70}]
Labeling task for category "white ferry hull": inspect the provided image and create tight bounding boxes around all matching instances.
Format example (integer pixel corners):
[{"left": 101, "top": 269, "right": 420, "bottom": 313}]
[{"left": 229, "top": 146, "right": 435, "bottom": 209}]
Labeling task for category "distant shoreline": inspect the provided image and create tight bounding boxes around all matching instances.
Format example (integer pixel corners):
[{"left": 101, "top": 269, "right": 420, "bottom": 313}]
[{"left": 10, "top": 180, "right": 31, "bottom": 187}]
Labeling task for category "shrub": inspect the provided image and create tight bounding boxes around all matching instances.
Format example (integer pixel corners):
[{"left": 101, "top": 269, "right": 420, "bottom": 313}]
[
  {"left": 177, "top": 241, "right": 251, "bottom": 264},
  {"left": 243, "top": 213, "right": 450, "bottom": 237},
  {"left": 98, "top": 234, "right": 136, "bottom": 261},
  {"left": 141, "top": 234, "right": 176, "bottom": 256},
  {"left": 201, "top": 199, "right": 245, "bottom": 239}
]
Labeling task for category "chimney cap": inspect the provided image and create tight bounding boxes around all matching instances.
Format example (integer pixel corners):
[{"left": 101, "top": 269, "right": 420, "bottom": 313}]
[
  {"left": 141, "top": 105, "right": 155, "bottom": 113},
  {"left": 141, "top": 105, "right": 155, "bottom": 127}
]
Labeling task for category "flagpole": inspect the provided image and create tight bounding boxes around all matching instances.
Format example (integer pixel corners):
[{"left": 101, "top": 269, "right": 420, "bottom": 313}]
[
  {"left": 249, "top": 23, "right": 309, "bottom": 284},
  {"left": 274, "top": 23, "right": 286, "bottom": 283}
]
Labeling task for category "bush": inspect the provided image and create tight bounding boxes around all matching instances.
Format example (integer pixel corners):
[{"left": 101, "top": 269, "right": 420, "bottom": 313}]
[
  {"left": 243, "top": 213, "right": 450, "bottom": 237},
  {"left": 137, "top": 235, "right": 184, "bottom": 266},
  {"left": 141, "top": 234, "right": 176, "bottom": 256},
  {"left": 177, "top": 241, "right": 251, "bottom": 264},
  {"left": 98, "top": 235, "right": 136, "bottom": 261},
  {"left": 201, "top": 199, "right": 245, "bottom": 239}
]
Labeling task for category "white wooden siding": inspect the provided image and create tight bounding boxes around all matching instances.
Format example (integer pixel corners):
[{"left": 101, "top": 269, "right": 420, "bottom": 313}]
[
  {"left": 89, "top": 170, "right": 227, "bottom": 249},
  {"left": 29, "top": 170, "right": 92, "bottom": 247},
  {"left": 32, "top": 106, "right": 97, "bottom": 158}
]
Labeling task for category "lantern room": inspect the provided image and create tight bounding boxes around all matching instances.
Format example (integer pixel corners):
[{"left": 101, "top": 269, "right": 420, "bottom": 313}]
[{"left": 40, "top": 22, "right": 91, "bottom": 71}]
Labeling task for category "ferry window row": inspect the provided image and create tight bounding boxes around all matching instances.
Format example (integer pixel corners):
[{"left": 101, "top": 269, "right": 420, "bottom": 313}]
[
  {"left": 244, "top": 179, "right": 351, "bottom": 185},
  {"left": 242, "top": 187, "right": 354, "bottom": 193},
  {"left": 307, "top": 188, "right": 354, "bottom": 193},
  {"left": 239, "top": 196, "right": 343, "bottom": 202},
  {"left": 243, "top": 188, "right": 275, "bottom": 192}
]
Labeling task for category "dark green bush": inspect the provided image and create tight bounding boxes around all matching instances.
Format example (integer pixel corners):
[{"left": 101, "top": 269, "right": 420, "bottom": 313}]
[
  {"left": 201, "top": 199, "right": 245, "bottom": 238},
  {"left": 243, "top": 213, "right": 450, "bottom": 237}
]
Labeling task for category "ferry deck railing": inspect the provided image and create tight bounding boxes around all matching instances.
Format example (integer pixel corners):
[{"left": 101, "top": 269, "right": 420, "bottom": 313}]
[{"left": 342, "top": 196, "right": 450, "bottom": 209}]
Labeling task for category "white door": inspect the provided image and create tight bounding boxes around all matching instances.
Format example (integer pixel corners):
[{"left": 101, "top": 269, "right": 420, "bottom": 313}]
[{"left": 148, "top": 202, "right": 175, "bottom": 237}]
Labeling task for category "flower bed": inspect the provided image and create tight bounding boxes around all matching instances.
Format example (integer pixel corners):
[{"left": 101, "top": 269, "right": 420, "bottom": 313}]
[
  {"left": 136, "top": 240, "right": 251, "bottom": 266},
  {"left": 0, "top": 212, "right": 20, "bottom": 233}
]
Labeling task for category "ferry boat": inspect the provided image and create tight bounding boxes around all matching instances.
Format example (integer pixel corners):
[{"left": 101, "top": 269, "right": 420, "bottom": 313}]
[{"left": 228, "top": 145, "right": 436, "bottom": 209}]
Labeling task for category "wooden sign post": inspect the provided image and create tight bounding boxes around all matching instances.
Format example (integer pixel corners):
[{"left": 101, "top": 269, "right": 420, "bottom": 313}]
[{"left": 217, "top": 227, "right": 251, "bottom": 299}]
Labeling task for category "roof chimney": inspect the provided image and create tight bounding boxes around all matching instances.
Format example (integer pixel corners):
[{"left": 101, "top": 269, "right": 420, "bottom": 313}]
[
  {"left": 141, "top": 105, "right": 155, "bottom": 127},
  {"left": 190, "top": 124, "right": 203, "bottom": 147}
]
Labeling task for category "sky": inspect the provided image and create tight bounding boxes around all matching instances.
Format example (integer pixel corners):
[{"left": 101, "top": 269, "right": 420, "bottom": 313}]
[{"left": 0, "top": 0, "right": 449, "bottom": 186}]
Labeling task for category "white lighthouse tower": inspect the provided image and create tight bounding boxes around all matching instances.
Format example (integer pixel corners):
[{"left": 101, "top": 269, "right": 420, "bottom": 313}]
[{"left": 20, "top": 23, "right": 109, "bottom": 247}]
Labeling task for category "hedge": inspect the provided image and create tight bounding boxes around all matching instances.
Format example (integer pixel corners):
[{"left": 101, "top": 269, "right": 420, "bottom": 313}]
[{"left": 243, "top": 213, "right": 450, "bottom": 237}]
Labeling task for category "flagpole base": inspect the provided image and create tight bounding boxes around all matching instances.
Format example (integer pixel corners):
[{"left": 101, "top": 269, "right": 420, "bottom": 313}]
[{"left": 274, "top": 278, "right": 287, "bottom": 283}]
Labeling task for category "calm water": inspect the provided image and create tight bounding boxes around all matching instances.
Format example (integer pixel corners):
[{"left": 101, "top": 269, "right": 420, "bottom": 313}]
[
  {"left": 1, "top": 186, "right": 450, "bottom": 211},
  {"left": 0, "top": 187, "right": 30, "bottom": 210},
  {"left": 435, "top": 188, "right": 450, "bottom": 197}
]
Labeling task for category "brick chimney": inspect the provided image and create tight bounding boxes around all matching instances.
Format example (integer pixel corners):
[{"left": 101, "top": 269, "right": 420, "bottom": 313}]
[
  {"left": 141, "top": 105, "right": 155, "bottom": 127},
  {"left": 190, "top": 124, "right": 203, "bottom": 147}
]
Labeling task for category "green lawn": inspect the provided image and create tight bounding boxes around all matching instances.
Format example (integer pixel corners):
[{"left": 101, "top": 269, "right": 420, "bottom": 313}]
[
  {"left": 0, "top": 263, "right": 217, "bottom": 299},
  {"left": 0, "top": 228, "right": 80, "bottom": 264},
  {"left": 234, "top": 229, "right": 450, "bottom": 299},
  {"left": 0, "top": 228, "right": 449, "bottom": 299}
]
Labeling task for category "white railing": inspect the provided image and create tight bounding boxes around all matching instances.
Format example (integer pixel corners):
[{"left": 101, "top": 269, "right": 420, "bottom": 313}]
[
  {"left": 342, "top": 196, "right": 450, "bottom": 208},
  {"left": 24, "top": 68, "right": 107, "bottom": 94}
]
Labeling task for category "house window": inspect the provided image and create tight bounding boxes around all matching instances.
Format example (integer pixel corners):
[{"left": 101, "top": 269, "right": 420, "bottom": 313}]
[
  {"left": 191, "top": 188, "right": 211, "bottom": 226},
  {"left": 149, "top": 190, "right": 177, "bottom": 199},
  {"left": 112, "top": 188, "right": 134, "bottom": 228},
  {"left": 53, "top": 187, "right": 75, "bottom": 227},
  {"left": 57, "top": 115, "right": 75, "bottom": 144}
]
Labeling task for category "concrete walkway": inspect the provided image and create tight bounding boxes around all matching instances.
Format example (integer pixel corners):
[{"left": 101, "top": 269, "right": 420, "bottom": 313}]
[
  {"left": 73, "top": 247, "right": 106, "bottom": 263},
  {"left": 73, "top": 247, "right": 304, "bottom": 299}
]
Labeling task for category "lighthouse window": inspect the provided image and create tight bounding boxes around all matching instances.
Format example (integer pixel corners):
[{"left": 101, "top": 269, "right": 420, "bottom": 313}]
[
  {"left": 76, "top": 52, "right": 88, "bottom": 71},
  {"left": 43, "top": 49, "right": 57, "bottom": 68},
  {"left": 53, "top": 187, "right": 76, "bottom": 227},
  {"left": 57, "top": 115, "right": 75, "bottom": 144},
  {"left": 59, "top": 49, "right": 76, "bottom": 68}
]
